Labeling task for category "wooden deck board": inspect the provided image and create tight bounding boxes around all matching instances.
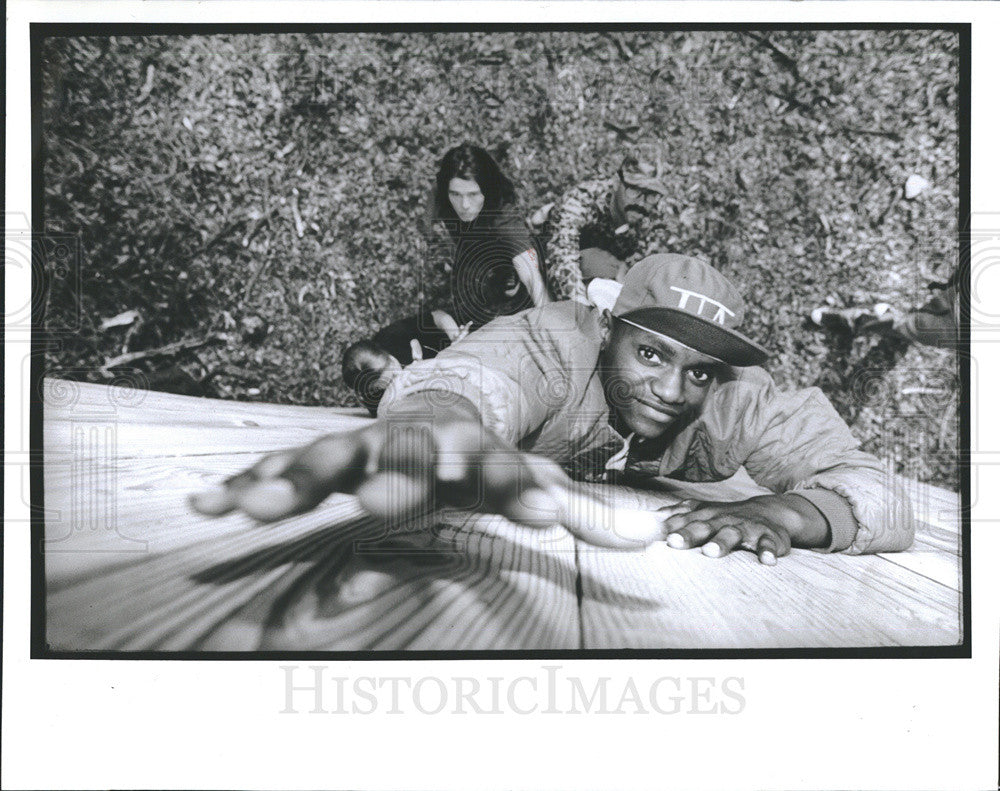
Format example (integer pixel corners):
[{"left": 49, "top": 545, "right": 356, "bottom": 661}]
[
  {"left": 41, "top": 379, "right": 963, "bottom": 651},
  {"left": 576, "top": 545, "right": 961, "bottom": 649}
]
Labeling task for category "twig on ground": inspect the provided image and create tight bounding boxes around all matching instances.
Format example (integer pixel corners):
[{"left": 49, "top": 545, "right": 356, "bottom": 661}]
[
  {"left": 100, "top": 333, "right": 226, "bottom": 374},
  {"left": 604, "top": 121, "right": 640, "bottom": 141},
  {"left": 242, "top": 206, "right": 277, "bottom": 247},
  {"left": 290, "top": 188, "right": 306, "bottom": 238},
  {"left": 938, "top": 391, "right": 958, "bottom": 448},
  {"left": 241, "top": 251, "right": 273, "bottom": 304},
  {"left": 602, "top": 32, "right": 634, "bottom": 62},
  {"left": 874, "top": 190, "right": 901, "bottom": 227},
  {"left": 840, "top": 126, "right": 903, "bottom": 141},
  {"left": 746, "top": 33, "right": 835, "bottom": 111},
  {"left": 744, "top": 31, "right": 802, "bottom": 82},
  {"left": 136, "top": 63, "right": 155, "bottom": 103}
]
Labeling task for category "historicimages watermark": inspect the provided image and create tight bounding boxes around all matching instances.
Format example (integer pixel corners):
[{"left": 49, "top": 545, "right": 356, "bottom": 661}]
[{"left": 279, "top": 665, "right": 746, "bottom": 716}]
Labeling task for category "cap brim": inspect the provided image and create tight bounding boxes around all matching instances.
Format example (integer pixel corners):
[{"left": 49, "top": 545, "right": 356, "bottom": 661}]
[{"left": 617, "top": 307, "right": 769, "bottom": 367}]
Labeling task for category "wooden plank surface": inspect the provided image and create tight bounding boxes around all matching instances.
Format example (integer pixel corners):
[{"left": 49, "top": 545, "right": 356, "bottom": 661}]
[
  {"left": 42, "top": 379, "right": 371, "bottom": 460},
  {"left": 576, "top": 542, "right": 961, "bottom": 649},
  {"left": 44, "top": 456, "right": 580, "bottom": 651},
  {"left": 575, "top": 479, "right": 963, "bottom": 649},
  {"left": 42, "top": 379, "right": 963, "bottom": 651},
  {"left": 45, "top": 503, "right": 581, "bottom": 652}
]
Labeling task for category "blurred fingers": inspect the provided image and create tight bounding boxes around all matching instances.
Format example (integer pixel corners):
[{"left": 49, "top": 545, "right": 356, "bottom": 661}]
[
  {"left": 526, "top": 458, "right": 661, "bottom": 547},
  {"left": 191, "top": 431, "right": 373, "bottom": 522},
  {"left": 190, "top": 448, "right": 298, "bottom": 516},
  {"left": 234, "top": 478, "right": 304, "bottom": 521},
  {"left": 549, "top": 483, "right": 661, "bottom": 548},
  {"left": 277, "top": 432, "right": 373, "bottom": 502},
  {"left": 189, "top": 485, "right": 241, "bottom": 516},
  {"left": 483, "top": 452, "right": 659, "bottom": 548},
  {"left": 356, "top": 471, "right": 432, "bottom": 518},
  {"left": 433, "top": 422, "right": 485, "bottom": 483}
]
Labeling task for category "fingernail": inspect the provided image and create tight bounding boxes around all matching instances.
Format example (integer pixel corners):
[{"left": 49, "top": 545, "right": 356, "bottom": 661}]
[
  {"left": 666, "top": 533, "right": 686, "bottom": 549},
  {"left": 760, "top": 550, "right": 777, "bottom": 566},
  {"left": 702, "top": 542, "right": 722, "bottom": 558}
]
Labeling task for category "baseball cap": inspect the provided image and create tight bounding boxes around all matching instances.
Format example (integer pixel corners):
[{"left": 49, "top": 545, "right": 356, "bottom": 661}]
[
  {"left": 608, "top": 253, "right": 768, "bottom": 367},
  {"left": 609, "top": 167, "right": 670, "bottom": 229}
]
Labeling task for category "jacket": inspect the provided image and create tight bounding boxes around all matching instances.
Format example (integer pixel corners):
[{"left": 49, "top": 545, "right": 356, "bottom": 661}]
[{"left": 380, "top": 301, "right": 915, "bottom": 554}]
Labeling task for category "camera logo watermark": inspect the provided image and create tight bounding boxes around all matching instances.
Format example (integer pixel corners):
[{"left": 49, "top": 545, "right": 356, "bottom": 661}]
[{"left": 280, "top": 665, "right": 746, "bottom": 716}]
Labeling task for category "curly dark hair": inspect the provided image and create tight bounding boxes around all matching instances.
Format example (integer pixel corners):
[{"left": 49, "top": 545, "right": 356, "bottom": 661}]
[
  {"left": 341, "top": 340, "right": 395, "bottom": 416},
  {"left": 433, "top": 143, "right": 518, "bottom": 221}
]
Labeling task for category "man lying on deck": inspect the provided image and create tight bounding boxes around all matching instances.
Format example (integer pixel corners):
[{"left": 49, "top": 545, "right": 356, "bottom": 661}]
[{"left": 192, "top": 254, "right": 914, "bottom": 565}]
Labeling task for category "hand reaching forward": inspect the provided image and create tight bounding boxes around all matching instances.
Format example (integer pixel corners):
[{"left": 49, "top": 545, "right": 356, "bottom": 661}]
[
  {"left": 656, "top": 494, "right": 830, "bottom": 565},
  {"left": 190, "top": 413, "right": 666, "bottom": 549}
]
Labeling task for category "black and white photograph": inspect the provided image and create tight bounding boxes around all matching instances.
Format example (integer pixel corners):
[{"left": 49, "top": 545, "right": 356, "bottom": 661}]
[
  {"left": 33, "top": 25, "right": 967, "bottom": 654},
  {"left": 5, "top": 3, "right": 998, "bottom": 790}
]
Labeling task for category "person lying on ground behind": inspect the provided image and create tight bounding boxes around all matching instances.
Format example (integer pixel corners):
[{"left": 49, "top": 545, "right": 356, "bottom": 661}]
[
  {"left": 342, "top": 310, "right": 470, "bottom": 415},
  {"left": 809, "top": 267, "right": 961, "bottom": 351},
  {"left": 192, "top": 254, "right": 914, "bottom": 564}
]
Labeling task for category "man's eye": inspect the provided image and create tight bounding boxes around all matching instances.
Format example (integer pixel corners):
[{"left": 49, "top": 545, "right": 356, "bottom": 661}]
[
  {"left": 687, "top": 369, "right": 711, "bottom": 385},
  {"left": 638, "top": 346, "right": 661, "bottom": 363}
]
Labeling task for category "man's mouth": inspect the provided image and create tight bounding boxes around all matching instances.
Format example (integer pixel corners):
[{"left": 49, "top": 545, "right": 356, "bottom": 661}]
[{"left": 635, "top": 398, "right": 682, "bottom": 420}]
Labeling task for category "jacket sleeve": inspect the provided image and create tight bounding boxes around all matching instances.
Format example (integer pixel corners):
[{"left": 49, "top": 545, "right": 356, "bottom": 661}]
[
  {"left": 490, "top": 207, "right": 537, "bottom": 259},
  {"left": 378, "top": 309, "right": 563, "bottom": 446},
  {"left": 698, "top": 369, "right": 915, "bottom": 554},
  {"left": 544, "top": 179, "right": 613, "bottom": 302}
]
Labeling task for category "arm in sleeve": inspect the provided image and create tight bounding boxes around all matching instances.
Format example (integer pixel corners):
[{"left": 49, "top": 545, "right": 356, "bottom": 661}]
[
  {"left": 378, "top": 311, "right": 562, "bottom": 446},
  {"left": 544, "top": 179, "right": 613, "bottom": 302},
  {"left": 512, "top": 248, "right": 551, "bottom": 306},
  {"left": 701, "top": 371, "right": 915, "bottom": 554},
  {"left": 490, "top": 209, "right": 551, "bottom": 306}
]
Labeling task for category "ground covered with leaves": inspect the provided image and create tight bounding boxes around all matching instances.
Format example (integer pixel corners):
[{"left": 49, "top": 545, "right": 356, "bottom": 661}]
[{"left": 39, "top": 29, "right": 961, "bottom": 488}]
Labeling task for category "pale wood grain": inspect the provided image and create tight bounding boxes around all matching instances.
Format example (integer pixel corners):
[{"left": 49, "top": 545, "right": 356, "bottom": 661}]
[
  {"left": 45, "top": 499, "right": 582, "bottom": 651},
  {"left": 43, "top": 378, "right": 371, "bottom": 459},
  {"left": 41, "top": 379, "right": 963, "bottom": 651},
  {"left": 875, "top": 550, "right": 962, "bottom": 591},
  {"left": 577, "top": 543, "right": 961, "bottom": 649},
  {"left": 43, "top": 410, "right": 581, "bottom": 651},
  {"left": 571, "top": 477, "right": 962, "bottom": 648}
]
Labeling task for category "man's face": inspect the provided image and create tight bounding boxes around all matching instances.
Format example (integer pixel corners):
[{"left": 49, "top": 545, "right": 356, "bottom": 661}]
[
  {"left": 599, "top": 316, "right": 720, "bottom": 439},
  {"left": 374, "top": 354, "right": 403, "bottom": 391},
  {"left": 448, "top": 177, "right": 485, "bottom": 223}
]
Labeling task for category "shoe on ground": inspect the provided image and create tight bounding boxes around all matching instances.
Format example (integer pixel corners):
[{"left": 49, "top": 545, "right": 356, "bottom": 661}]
[{"left": 809, "top": 304, "right": 897, "bottom": 335}]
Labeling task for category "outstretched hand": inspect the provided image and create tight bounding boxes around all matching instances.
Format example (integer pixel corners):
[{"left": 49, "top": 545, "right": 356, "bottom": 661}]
[
  {"left": 656, "top": 494, "right": 829, "bottom": 565},
  {"left": 190, "top": 414, "right": 666, "bottom": 549}
]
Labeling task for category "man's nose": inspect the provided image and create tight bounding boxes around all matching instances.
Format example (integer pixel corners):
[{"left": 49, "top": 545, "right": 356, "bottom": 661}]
[{"left": 649, "top": 367, "right": 684, "bottom": 403}]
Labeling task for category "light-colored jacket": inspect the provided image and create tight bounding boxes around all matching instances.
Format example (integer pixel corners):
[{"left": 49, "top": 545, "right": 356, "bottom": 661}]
[{"left": 381, "top": 301, "right": 915, "bottom": 554}]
